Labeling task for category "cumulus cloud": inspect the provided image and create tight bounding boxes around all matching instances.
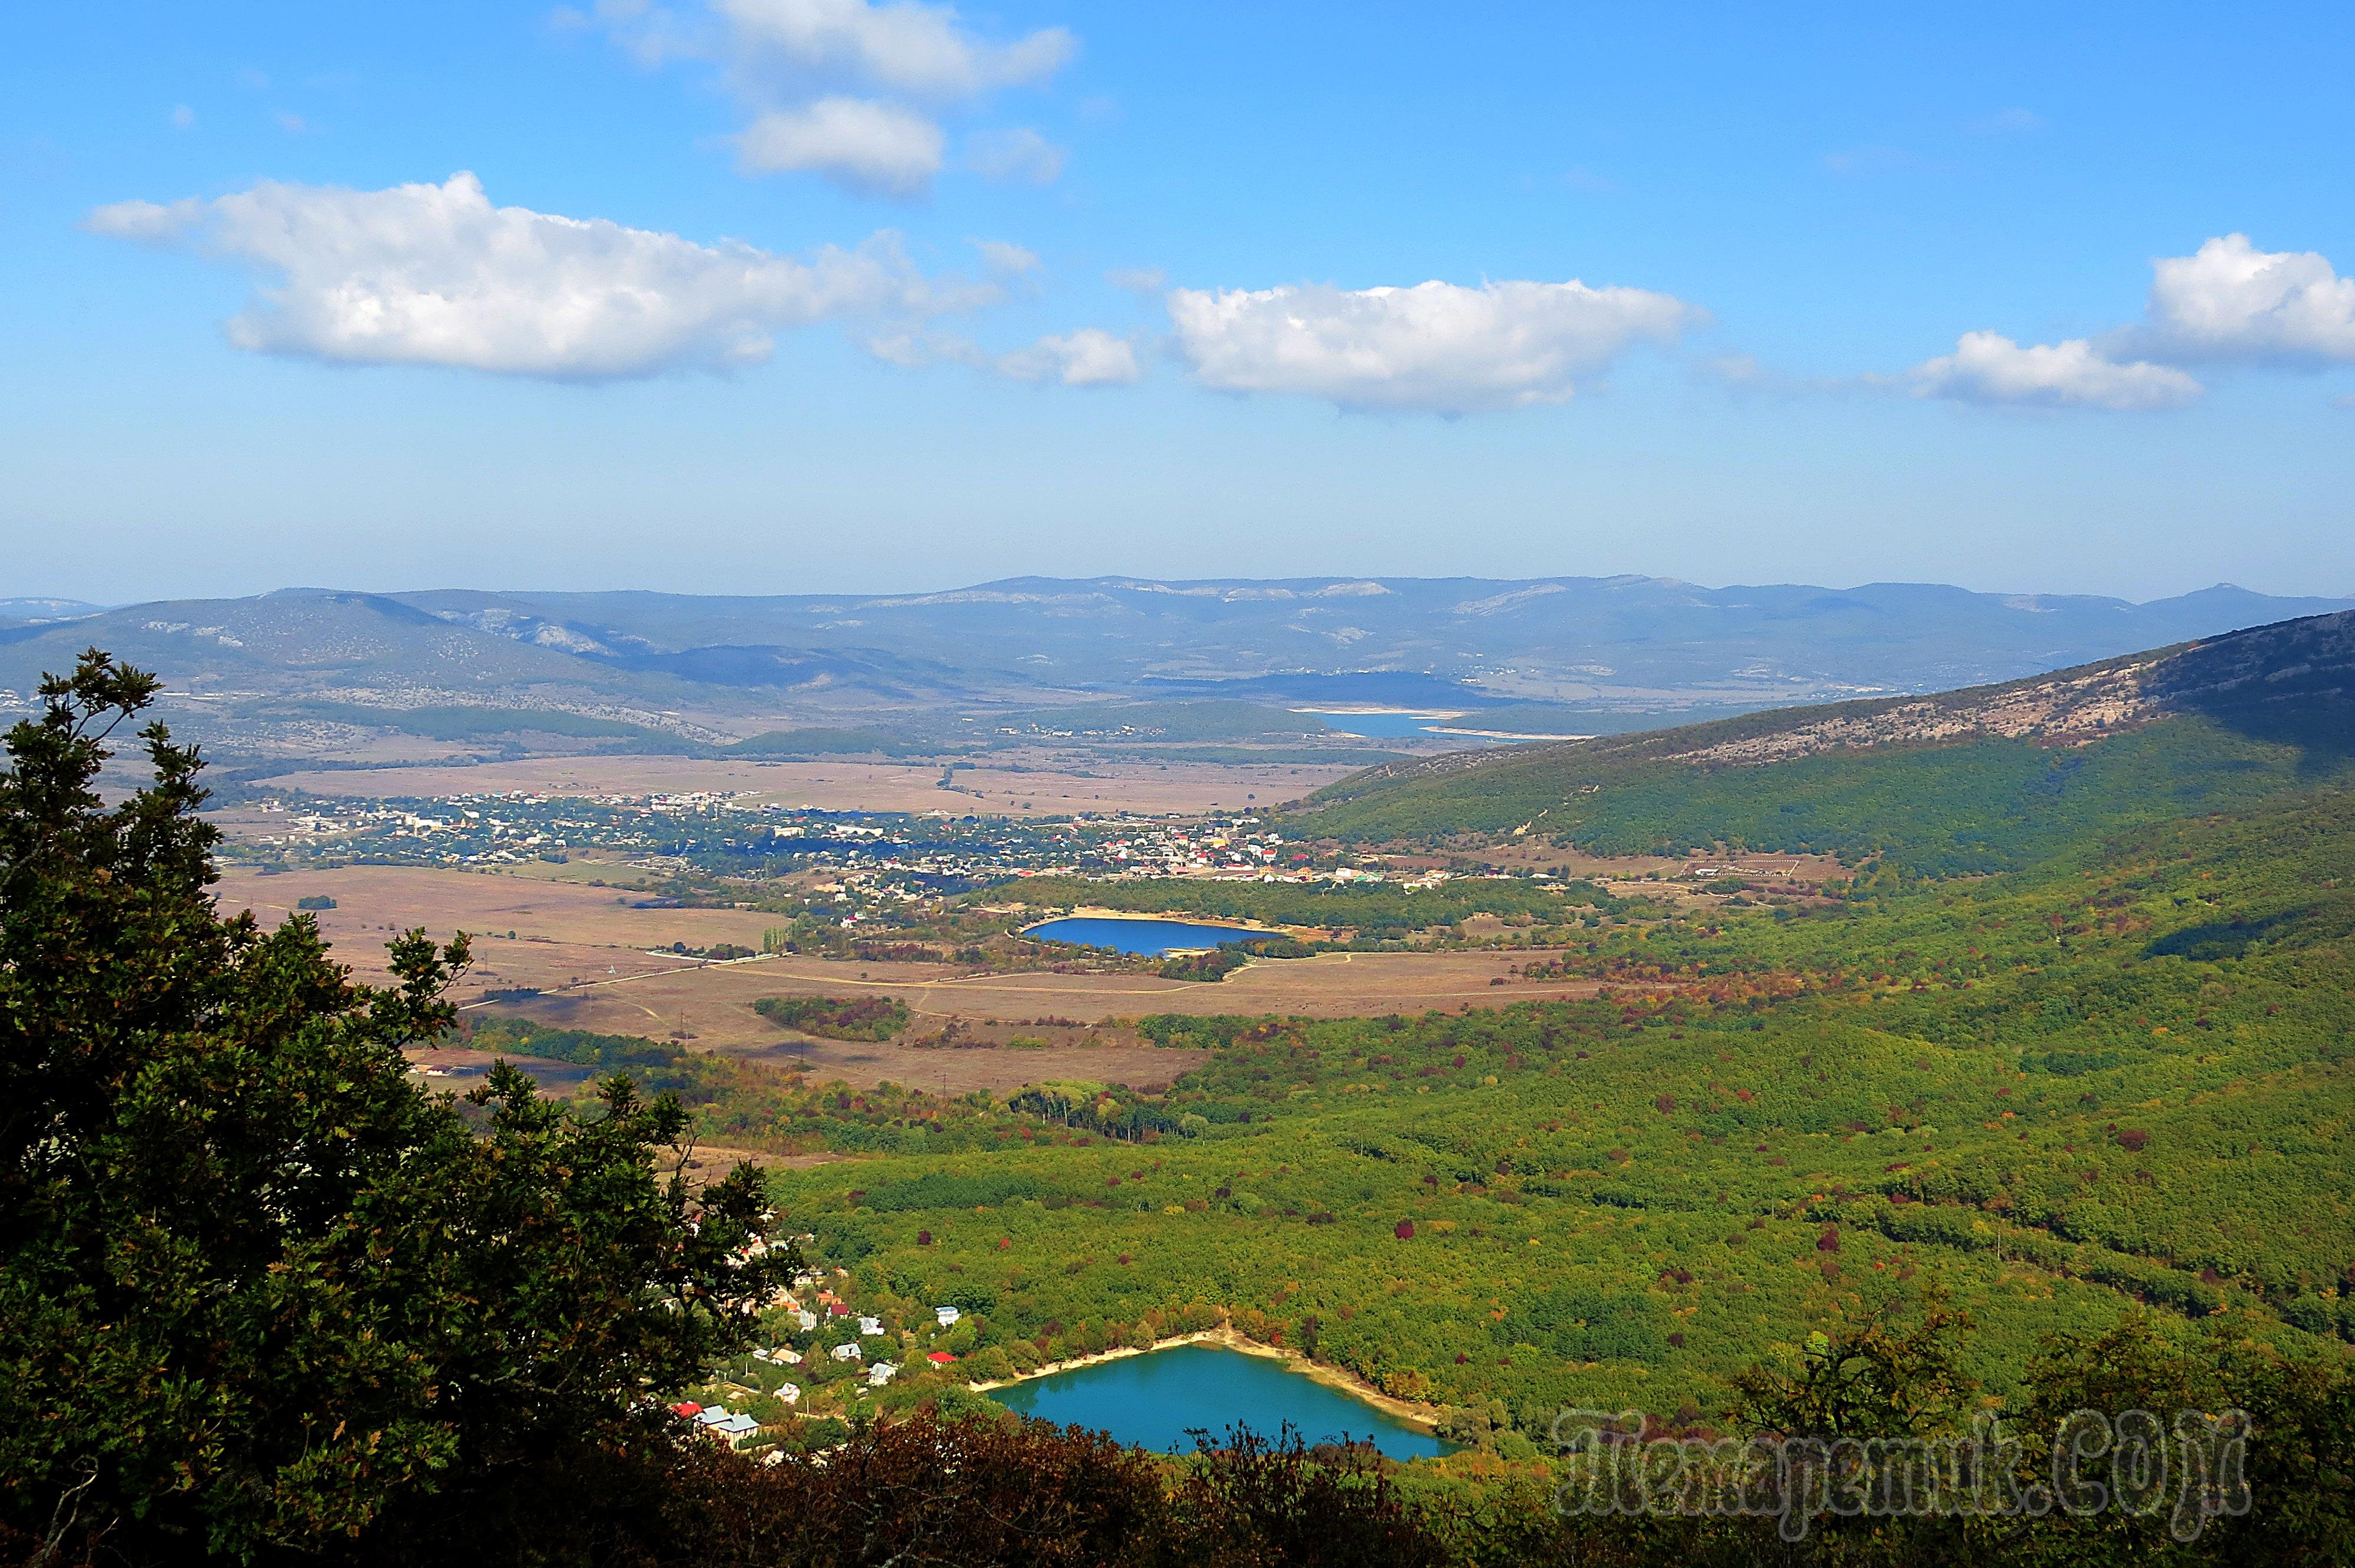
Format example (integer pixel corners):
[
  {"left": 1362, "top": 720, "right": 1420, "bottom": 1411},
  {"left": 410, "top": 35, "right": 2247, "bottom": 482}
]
[
  {"left": 971, "top": 238, "right": 1039, "bottom": 275},
  {"left": 966, "top": 126, "right": 1065, "bottom": 185},
  {"left": 1898, "top": 234, "right": 2355, "bottom": 410},
  {"left": 85, "top": 171, "right": 994, "bottom": 379},
  {"left": 1908, "top": 330, "right": 2201, "bottom": 411},
  {"left": 581, "top": 0, "right": 1074, "bottom": 198},
  {"left": 1165, "top": 277, "right": 1698, "bottom": 414},
  {"left": 715, "top": 0, "right": 1073, "bottom": 99},
  {"left": 734, "top": 96, "right": 942, "bottom": 195},
  {"left": 2137, "top": 234, "right": 2355, "bottom": 364},
  {"left": 868, "top": 324, "right": 1139, "bottom": 386},
  {"left": 998, "top": 327, "right": 1139, "bottom": 386}
]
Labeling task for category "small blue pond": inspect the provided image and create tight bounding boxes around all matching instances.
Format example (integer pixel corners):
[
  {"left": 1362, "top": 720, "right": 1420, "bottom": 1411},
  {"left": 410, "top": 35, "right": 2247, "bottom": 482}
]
[
  {"left": 1024, "top": 916, "right": 1263, "bottom": 955},
  {"left": 987, "top": 1343, "right": 1450, "bottom": 1460}
]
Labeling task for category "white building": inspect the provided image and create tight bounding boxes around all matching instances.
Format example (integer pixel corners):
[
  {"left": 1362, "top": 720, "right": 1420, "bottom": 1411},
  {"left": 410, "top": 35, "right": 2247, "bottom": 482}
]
[
  {"left": 934, "top": 1306, "right": 961, "bottom": 1327},
  {"left": 858, "top": 1315, "right": 884, "bottom": 1336},
  {"left": 868, "top": 1362, "right": 897, "bottom": 1387},
  {"left": 831, "top": 1341, "right": 863, "bottom": 1361}
]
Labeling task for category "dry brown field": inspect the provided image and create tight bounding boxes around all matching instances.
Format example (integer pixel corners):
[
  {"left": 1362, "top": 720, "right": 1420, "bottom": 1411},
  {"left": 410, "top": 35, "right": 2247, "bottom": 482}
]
[
  {"left": 221, "top": 864, "right": 1643, "bottom": 1094},
  {"left": 260, "top": 753, "right": 1363, "bottom": 815}
]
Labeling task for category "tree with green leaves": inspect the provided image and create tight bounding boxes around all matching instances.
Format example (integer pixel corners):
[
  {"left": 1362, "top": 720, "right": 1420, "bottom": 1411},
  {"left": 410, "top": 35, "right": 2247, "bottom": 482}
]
[{"left": 0, "top": 652, "right": 791, "bottom": 1566}]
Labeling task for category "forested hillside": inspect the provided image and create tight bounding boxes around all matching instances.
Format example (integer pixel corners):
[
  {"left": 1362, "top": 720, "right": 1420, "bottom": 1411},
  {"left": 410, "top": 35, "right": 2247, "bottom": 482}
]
[
  {"left": 768, "top": 780, "right": 2355, "bottom": 1429},
  {"left": 15, "top": 641, "right": 2355, "bottom": 1565},
  {"left": 1297, "top": 609, "right": 2355, "bottom": 866}
]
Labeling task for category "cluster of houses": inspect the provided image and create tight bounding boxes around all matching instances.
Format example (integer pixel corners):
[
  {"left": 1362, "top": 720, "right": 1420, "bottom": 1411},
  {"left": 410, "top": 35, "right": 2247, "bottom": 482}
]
[
  {"left": 672, "top": 1401, "right": 759, "bottom": 1444},
  {"left": 684, "top": 1287, "right": 971, "bottom": 1441}
]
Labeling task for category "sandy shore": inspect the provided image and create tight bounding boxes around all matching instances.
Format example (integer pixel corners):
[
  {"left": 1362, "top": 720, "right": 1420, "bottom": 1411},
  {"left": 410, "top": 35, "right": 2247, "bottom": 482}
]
[{"left": 964, "top": 1323, "right": 1442, "bottom": 1433}]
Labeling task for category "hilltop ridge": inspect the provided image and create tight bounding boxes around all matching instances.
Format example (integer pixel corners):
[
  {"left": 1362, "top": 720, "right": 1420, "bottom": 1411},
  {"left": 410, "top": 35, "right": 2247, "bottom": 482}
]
[
  {"left": 2, "top": 577, "right": 2346, "bottom": 763},
  {"left": 1326, "top": 607, "right": 2355, "bottom": 794},
  {"left": 1297, "top": 609, "right": 2355, "bottom": 868}
]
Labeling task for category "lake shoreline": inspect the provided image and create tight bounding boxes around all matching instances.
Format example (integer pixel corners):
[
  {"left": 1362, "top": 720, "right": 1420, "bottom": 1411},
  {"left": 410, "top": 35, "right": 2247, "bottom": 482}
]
[
  {"left": 1020, "top": 909, "right": 1334, "bottom": 949},
  {"left": 965, "top": 1324, "right": 1443, "bottom": 1433}
]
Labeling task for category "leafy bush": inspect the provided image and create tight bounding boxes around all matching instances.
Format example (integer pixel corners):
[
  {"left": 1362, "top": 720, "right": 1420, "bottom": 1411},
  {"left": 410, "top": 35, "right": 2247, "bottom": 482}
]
[{"left": 754, "top": 994, "right": 913, "bottom": 1040}]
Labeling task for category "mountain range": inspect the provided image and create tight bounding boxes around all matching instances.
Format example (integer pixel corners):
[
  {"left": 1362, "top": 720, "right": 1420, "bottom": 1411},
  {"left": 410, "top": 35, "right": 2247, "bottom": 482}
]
[{"left": 3, "top": 577, "right": 2346, "bottom": 760}]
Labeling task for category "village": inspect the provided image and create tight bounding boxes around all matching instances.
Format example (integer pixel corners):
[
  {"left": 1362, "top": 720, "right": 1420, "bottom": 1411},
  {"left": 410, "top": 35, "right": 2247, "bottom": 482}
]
[
  {"left": 217, "top": 787, "right": 1454, "bottom": 902},
  {"left": 669, "top": 1231, "right": 986, "bottom": 1459}
]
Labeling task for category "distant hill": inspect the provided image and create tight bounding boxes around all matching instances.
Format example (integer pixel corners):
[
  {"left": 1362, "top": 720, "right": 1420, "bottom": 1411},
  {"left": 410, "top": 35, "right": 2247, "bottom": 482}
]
[
  {"left": 393, "top": 577, "right": 2355, "bottom": 709},
  {"left": 1295, "top": 609, "right": 2355, "bottom": 873},
  {"left": 0, "top": 597, "right": 106, "bottom": 626},
  {"left": 1, "top": 577, "right": 2346, "bottom": 760}
]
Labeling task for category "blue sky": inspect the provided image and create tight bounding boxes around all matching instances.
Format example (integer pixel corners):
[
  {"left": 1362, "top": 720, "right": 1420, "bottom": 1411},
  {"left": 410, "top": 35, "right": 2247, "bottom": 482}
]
[{"left": 4, "top": 1, "right": 2351, "bottom": 604}]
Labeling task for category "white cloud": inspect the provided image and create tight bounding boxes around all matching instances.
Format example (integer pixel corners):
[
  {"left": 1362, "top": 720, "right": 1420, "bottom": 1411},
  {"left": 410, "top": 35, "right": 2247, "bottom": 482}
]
[
  {"left": 734, "top": 96, "right": 942, "bottom": 195},
  {"left": 999, "top": 328, "right": 1139, "bottom": 386},
  {"left": 275, "top": 110, "right": 310, "bottom": 134},
  {"left": 1898, "top": 234, "right": 2355, "bottom": 410},
  {"left": 1165, "top": 277, "right": 1698, "bottom": 414},
  {"left": 971, "top": 238, "right": 1038, "bottom": 275},
  {"left": 2138, "top": 234, "right": 2355, "bottom": 364},
  {"left": 85, "top": 171, "right": 994, "bottom": 380},
  {"left": 579, "top": 0, "right": 1074, "bottom": 197},
  {"left": 1105, "top": 265, "right": 1164, "bottom": 294},
  {"left": 169, "top": 104, "right": 195, "bottom": 130},
  {"left": 966, "top": 127, "right": 1064, "bottom": 185},
  {"left": 1908, "top": 330, "right": 2201, "bottom": 411},
  {"left": 868, "top": 324, "right": 1139, "bottom": 386},
  {"left": 715, "top": 0, "right": 1074, "bottom": 99}
]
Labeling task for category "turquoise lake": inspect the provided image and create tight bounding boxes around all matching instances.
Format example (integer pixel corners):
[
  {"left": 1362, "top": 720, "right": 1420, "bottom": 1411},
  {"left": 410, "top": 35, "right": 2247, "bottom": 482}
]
[
  {"left": 1024, "top": 916, "right": 1262, "bottom": 955},
  {"left": 986, "top": 1343, "right": 1450, "bottom": 1460}
]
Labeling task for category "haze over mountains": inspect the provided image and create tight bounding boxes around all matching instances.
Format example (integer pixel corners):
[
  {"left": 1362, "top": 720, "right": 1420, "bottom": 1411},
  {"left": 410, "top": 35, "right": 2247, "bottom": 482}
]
[{"left": 2, "top": 576, "right": 2346, "bottom": 762}]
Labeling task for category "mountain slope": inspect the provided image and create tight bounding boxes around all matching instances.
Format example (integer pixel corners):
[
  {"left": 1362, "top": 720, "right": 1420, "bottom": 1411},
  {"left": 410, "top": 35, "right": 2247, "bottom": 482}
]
[{"left": 1294, "top": 609, "right": 2355, "bottom": 871}]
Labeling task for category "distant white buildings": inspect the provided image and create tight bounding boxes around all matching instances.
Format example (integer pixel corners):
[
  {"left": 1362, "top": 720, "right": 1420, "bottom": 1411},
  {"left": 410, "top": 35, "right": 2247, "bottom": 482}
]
[
  {"left": 867, "top": 1362, "right": 897, "bottom": 1387},
  {"left": 795, "top": 1310, "right": 818, "bottom": 1331},
  {"left": 934, "top": 1306, "right": 961, "bottom": 1327},
  {"left": 857, "top": 1315, "right": 884, "bottom": 1337},
  {"left": 831, "top": 1341, "right": 863, "bottom": 1361}
]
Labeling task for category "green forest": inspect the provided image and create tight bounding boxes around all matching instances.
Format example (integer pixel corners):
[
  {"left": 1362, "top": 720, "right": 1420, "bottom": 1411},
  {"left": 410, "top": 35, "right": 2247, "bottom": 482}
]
[
  {"left": 11, "top": 646, "right": 2355, "bottom": 1566},
  {"left": 765, "top": 781, "right": 2355, "bottom": 1425},
  {"left": 1299, "top": 716, "right": 2344, "bottom": 871}
]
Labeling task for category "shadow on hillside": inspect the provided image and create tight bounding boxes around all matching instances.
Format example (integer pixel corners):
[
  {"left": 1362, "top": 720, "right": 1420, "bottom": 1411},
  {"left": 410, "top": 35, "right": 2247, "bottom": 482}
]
[
  {"left": 2145, "top": 898, "right": 2355, "bottom": 962},
  {"left": 2160, "top": 610, "right": 2355, "bottom": 770}
]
